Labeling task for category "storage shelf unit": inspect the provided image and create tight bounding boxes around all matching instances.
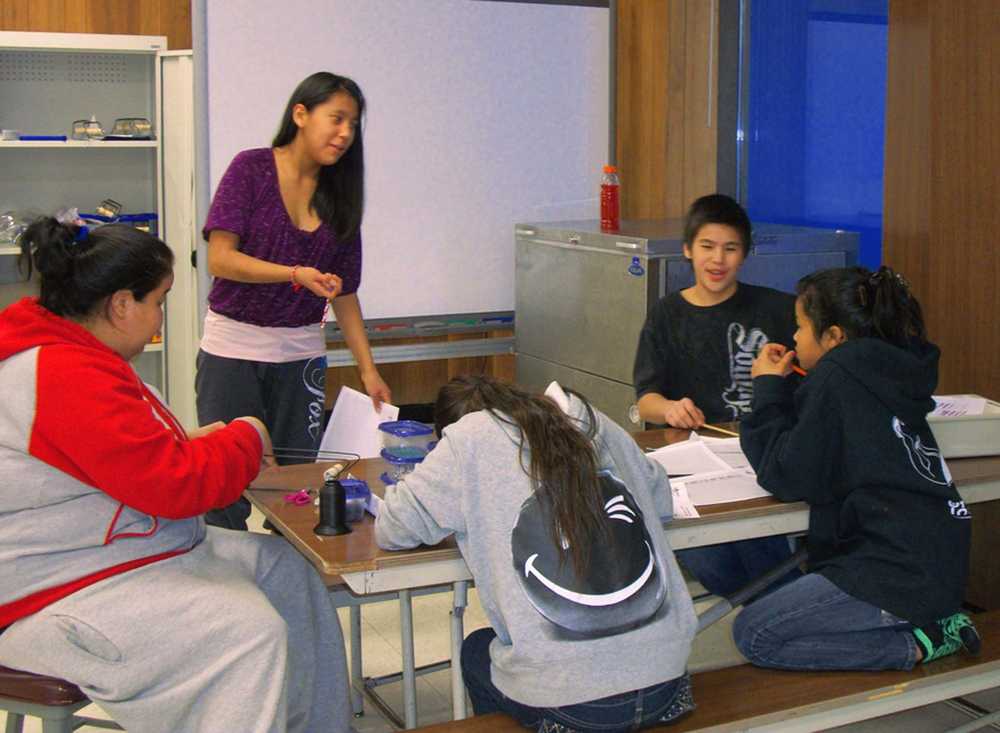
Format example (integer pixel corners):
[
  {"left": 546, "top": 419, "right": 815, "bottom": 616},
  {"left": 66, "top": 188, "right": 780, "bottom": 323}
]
[
  {"left": 0, "top": 31, "right": 168, "bottom": 393},
  {"left": 0, "top": 140, "right": 158, "bottom": 148}
]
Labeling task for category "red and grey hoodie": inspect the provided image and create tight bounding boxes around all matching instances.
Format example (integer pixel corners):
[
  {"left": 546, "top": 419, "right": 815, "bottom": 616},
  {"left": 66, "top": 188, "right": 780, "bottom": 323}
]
[{"left": 0, "top": 298, "right": 263, "bottom": 627}]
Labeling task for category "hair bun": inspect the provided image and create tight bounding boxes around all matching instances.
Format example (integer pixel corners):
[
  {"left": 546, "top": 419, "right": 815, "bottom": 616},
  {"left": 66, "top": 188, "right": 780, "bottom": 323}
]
[{"left": 22, "top": 216, "right": 77, "bottom": 283}]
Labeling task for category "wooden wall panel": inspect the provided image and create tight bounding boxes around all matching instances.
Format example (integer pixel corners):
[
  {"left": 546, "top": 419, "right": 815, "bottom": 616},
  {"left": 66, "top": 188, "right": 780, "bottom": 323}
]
[
  {"left": 324, "top": 331, "right": 516, "bottom": 411},
  {"left": 882, "top": 0, "right": 931, "bottom": 299},
  {"left": 616, "top": 0, "right": 718, "bottom": 220},
  {"left": 883, "top": 0, "right": 999, "bottom": 399},
  {"left": 927, "top": 1, "right": 999, "bottom": 398},
  {"left": 0, "top": 0, "right": 191, "bottom": 50},
  {"left": 616, "top": 0, "right": 670, "bottom": 219}
]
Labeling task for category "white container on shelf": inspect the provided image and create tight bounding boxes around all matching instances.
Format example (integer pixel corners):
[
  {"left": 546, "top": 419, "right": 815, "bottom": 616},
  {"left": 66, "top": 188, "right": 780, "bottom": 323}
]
[{"left": 928, "top": 396, "right": 1000, "bottom": 459}]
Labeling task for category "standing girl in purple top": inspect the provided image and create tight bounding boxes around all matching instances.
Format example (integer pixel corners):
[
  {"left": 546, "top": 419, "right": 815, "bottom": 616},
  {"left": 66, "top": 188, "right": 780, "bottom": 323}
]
[{"left": 197, "top": 71, "right": 391, "bottom": 530}]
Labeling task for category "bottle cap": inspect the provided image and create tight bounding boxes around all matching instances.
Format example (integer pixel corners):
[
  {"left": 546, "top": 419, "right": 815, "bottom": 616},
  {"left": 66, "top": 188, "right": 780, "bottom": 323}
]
[{"left": 603, "top": 165, "right": 618, "bottom": 174}]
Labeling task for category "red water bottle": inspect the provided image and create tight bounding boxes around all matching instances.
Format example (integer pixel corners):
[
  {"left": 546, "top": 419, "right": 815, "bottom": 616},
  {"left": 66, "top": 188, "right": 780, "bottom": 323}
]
[{"left": 600, "top": 164, "right": 620, "bottom": 232}]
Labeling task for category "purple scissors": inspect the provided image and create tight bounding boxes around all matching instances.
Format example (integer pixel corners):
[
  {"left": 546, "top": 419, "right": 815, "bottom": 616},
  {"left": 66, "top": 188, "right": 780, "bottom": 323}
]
[{"left": 283, "top": 489, "right": 312, "bottom": 506}]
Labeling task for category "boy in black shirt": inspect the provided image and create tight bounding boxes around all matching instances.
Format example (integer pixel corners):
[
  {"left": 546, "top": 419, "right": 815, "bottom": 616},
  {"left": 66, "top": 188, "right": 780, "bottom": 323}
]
[{"left": 633, "top": 194, "right": 799, "bottom": 597}]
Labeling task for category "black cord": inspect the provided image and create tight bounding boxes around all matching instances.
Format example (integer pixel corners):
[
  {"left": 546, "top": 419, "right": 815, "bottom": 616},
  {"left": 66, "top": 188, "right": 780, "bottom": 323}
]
[{"left": 263, "top": 447, "right": 360, "bottom": 477}]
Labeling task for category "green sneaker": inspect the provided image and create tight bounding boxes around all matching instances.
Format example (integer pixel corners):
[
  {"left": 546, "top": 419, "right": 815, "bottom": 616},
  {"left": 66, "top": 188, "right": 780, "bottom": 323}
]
[{"left": 913, "top": 613, "right": 981, "bottom": 663}]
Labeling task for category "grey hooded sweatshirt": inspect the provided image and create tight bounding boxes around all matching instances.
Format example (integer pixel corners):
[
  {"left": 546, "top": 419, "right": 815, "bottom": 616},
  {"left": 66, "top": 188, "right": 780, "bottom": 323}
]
[{"left": 375, "top": 394, "right": 696, "bottom": 707}]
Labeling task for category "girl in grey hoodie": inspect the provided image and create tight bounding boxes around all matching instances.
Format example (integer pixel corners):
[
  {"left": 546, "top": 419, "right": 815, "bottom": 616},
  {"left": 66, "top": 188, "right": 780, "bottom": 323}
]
[{"left": 375, "top": 376, "right": 697, "bottom": 732}]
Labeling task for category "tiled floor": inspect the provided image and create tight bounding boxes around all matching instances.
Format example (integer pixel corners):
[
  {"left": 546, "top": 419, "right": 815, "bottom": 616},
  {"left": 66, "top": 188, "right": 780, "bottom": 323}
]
[{"left": 4, "top": 509, "right": 998, "bottom": 732}]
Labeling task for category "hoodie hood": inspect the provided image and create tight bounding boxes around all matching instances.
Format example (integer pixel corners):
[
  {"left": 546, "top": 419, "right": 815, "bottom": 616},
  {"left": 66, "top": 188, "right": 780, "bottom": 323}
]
[
  {"left": 821, "top": 337, "right": 939, "bottom": 426},
  {"left": 0, "top": 298, "right": 117, "bottom": 362}
]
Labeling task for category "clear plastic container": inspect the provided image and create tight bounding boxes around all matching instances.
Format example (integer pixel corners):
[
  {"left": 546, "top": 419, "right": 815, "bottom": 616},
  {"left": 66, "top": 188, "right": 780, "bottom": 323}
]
[
  {"left": 377, "top": 420, "right": 434, "bottom": 452},
  {"left": 339, "top": 478, "right": 372, "bottom": 523},
  {"left": 379, "top": 445, "right": 427, "bottom": 484}
]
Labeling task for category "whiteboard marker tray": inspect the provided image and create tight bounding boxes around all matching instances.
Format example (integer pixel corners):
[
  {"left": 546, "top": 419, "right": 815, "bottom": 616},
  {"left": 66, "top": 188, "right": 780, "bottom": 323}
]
[{"left": 928, "top": 396, "right": 1000, "bottom": 458}]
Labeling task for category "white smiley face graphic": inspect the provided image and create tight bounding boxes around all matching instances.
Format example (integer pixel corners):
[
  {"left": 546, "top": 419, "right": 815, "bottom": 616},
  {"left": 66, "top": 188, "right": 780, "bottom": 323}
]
[{"left": 511, "top": 471, "right": 666, "bottom": 638}]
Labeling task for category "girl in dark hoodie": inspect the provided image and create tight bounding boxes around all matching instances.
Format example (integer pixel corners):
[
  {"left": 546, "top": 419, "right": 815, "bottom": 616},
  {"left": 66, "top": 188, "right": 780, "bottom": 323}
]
[{"left": 733, "top": 266, "right": 979, "bottom": 671}]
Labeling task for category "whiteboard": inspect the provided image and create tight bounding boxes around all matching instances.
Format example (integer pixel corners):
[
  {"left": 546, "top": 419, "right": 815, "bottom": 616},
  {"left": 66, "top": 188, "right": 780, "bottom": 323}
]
[{"left": 204, "top": 0, "right": 609, "bottom": 319}]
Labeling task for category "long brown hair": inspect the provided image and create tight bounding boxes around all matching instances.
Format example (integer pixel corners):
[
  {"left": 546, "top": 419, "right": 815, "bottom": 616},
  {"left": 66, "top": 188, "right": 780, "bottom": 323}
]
[
  {"left": 272, "top": 72, "right": 365, "bottom": 240},
  {"left": 434, "top": 375, "right": 610, "bottom": 575}
]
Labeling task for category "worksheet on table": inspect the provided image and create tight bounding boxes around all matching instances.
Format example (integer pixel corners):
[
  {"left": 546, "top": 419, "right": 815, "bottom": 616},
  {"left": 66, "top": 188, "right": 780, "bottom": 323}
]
[
  {"left": 674, "top": 468, "right": 772, "bottom": 506},
  {"left": 647, "top": 440, "right": 732, "bottom": 476}
]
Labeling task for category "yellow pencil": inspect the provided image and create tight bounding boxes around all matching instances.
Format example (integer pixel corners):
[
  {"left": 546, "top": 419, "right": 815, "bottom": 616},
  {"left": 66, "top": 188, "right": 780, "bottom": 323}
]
[{"left": 699, "top": 423, "right": 739, "bottom": 438}]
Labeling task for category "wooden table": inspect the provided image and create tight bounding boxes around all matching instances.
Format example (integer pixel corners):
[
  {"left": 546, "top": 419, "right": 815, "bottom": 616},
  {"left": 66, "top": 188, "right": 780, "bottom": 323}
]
[{"left": 247, "top": 429, "right": 1000, "bottom": 729}]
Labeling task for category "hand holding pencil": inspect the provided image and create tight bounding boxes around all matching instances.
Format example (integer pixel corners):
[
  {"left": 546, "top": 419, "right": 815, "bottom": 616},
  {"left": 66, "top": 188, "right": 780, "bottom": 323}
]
[{"left": 751, "top": 343, "right": 799, "bottom": 379}]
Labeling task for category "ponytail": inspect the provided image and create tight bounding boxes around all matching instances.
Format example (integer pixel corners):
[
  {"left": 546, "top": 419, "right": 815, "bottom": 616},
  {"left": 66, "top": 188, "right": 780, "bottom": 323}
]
[
  {"left": 797, "top": 266, "right": 926, "bottom": 348},
  {"left": 434, "top": 375, "right": 610, "bottom": 575},
  {"left": 20, "top": 217, "right": 174, "bottom": 318}
]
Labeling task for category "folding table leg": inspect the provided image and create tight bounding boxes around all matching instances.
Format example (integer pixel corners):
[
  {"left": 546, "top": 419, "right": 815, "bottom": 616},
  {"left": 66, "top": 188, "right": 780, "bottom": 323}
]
[
  {"left": 349, "top": 605, "right": 364, "bottom": 716},
  {"left": 399, "top": 588, "right": 417, "bottom": 728},
  {"left": 450, "top": 580, "right": 469, "bottom": 720}
]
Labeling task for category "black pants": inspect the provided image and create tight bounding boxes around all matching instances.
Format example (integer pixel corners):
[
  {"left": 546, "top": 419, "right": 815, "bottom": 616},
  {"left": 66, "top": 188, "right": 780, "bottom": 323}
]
[{"left": 195, "top": 350, "right": 327, "bottom": 530}]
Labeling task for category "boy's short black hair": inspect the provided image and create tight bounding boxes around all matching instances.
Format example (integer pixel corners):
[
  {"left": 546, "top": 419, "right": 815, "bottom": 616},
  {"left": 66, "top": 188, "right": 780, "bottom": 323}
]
[{"left": 683, "top": 194, "right": 752, "bottom": 256}]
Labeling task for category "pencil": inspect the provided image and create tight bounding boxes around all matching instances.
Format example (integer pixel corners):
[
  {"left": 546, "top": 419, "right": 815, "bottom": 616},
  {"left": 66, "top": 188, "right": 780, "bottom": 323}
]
[
  {"left": 791, "top": 364, "right": 807, "bottom": 377},
  {"left": 699, "top": 423, "right": 739, "bottom": 438}
]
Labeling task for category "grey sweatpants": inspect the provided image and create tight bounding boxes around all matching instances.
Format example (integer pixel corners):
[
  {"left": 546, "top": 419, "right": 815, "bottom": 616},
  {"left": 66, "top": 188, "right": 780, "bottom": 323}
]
[
  {"left": 0, "top": 528, "right": 352, "bottom": 733},
  {"left": 196, "top": 350, "right": 328, "bottom": 530}
]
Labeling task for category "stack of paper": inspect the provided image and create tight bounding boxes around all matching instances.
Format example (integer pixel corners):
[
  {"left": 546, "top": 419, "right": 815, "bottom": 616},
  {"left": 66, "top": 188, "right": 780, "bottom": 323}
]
[{"left": 646, "top": 436, "right": 770, "bottom": 518}]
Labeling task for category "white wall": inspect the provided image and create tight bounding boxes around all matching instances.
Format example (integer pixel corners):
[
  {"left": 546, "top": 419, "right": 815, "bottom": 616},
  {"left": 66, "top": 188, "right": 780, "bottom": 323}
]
[{"left": 205, "top": 0, "right": 609, "bottom": 319}]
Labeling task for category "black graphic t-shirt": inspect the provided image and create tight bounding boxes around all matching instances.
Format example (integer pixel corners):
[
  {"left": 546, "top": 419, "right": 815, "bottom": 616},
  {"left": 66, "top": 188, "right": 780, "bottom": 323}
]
[{"left": 633, "top": 283, "right": 796, "bottom": 423}]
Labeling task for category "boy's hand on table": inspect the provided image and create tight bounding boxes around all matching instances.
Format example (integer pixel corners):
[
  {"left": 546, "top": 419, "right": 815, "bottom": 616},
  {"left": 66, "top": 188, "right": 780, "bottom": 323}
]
[{"left": 663, "top": 398, "right": 706, "bottom": 429}]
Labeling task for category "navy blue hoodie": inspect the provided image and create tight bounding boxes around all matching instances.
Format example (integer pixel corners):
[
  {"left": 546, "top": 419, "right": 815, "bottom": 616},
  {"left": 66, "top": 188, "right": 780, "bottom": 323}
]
[{"left": 740, "top": 338, "right": 970, "bottom": 625}]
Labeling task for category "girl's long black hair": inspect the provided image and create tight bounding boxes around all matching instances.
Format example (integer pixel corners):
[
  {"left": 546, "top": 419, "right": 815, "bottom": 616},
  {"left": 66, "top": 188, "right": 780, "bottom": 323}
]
[
  {"left": 434, "top": 375, "right": 610, "bottom": 576},
  {"left": 797, "top": 265, "right": 927, "bottom": 348},
  {"left": 272, "top": 72, "right": 365, "bottom": 240},
  {"left": 20, "top": 217, "right": 173, "bottom": 318}
]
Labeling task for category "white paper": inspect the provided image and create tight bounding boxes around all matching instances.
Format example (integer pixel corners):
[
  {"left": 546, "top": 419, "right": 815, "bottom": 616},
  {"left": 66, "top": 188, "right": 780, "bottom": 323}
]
[
  {"left": 691, "top": 436, "right": 752, "bottom": 470},
  {"left": 319, "top": 386, "right": 399, "bottom": 460},
  {"left": 669, "top": 480, "right": 700, "bottom": 519},
  {"left": 676, "top": 468, "right": 771, "bottom": 506},
  {"left": 932, "top": 395, "right": 988, "bottom": 417},
  {"left": 647, "top": 440, "right": 732, "bottom": 477}
]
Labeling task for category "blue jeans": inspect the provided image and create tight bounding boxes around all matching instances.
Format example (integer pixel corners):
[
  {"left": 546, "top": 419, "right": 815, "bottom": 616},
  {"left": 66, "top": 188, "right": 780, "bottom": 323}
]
[
  {"left": 461, "top": 629, "right": 694, "bottom": 732},
  {"left": 677, "top": 535, "right": 802, "bottom": 599},
  {"left": 732, "top": 572, "right": 919, "bottom": 671}
]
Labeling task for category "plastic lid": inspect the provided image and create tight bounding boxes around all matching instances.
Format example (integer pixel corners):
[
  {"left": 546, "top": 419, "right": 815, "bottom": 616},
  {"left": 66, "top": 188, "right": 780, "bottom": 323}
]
[
  {"left": 380, "top": 446, "right": 427, "bottom": 464},
  {"left": 377, "top": 420, "right": 434, "bottom": 437},
  {"left": 603, "top": 165, "right": 618, "bottom": 173},
  {"left": 338, "top": 478, "right": 371, "bottom": 499}
]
